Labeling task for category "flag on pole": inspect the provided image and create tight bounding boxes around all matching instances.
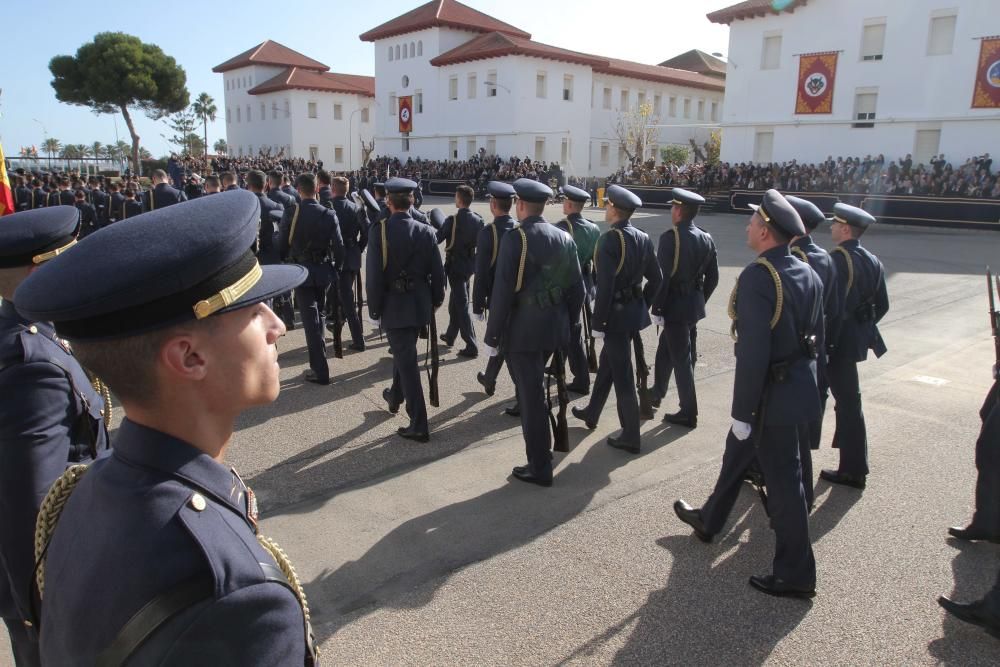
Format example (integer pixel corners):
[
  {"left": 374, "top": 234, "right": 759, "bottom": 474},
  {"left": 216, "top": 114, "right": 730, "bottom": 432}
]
[
  {"left": 0, "top": 142, "right": 14, "bottom": 216},
  {"left": 794, "top": 52, "right": 838, "bottom": 114},
  {"left": 971, "top": 37, "right": 1000, "bottom": 109}
]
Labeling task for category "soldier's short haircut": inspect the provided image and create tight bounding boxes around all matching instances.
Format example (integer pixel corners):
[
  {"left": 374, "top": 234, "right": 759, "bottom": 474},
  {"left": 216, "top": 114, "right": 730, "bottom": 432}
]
[
  {"left": 204, "top": 175, "right": 221, "bottom": 190},
  {"left": 317, "top": 170, "right": 332, "bottom": 186},
  {"left": 331, "top": 176, "right": 349, "bottom": 194},
  {"left": 151, "top": 169, "right": 168, "bottom": 181},
  {"left": 296, "top": 173, "right": 317, "bottom": 196},
  {"left": 676, "top": 203, "right": 697, "bottom": 223},
  {"left": 493, "top": 197, "right": 513, "bottom": 214},
  {"left": 123, "top": 188, "right": 136, "bottom": 198},
  {"left": 220, "top": 171, "right": 237, "bottom": 186},
  {"left": 74, "top": 189, "right": 86, "bottom": 200},
  {"left": 374, "top": 184, "right": 387, "bottom": 197},
  {"left": 455, "top": 185, "right": 474, "bottom": 207},
  {"left": 245, "top": 170, "right": 266, "bottom": 191},
  {"left": 521, "top": 200, "right": 545, "bottom": 216},
  {"left": 387, "top": 192, "right": 413, "bottom": 212},
  {"left": 267, "top": 171, "right": 282, "bottom": 185},
  {"left": 108, "top": 182, "right": 119, "bottom": 191}
]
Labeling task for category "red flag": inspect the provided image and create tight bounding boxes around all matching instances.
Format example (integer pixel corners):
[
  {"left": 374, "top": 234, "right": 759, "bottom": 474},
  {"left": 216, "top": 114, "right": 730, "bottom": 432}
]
[
  {"left": 972, "top": 37, "right": 1000, "bottom": 109},
  {"left": 795, "top": 52, "right": 837, "bottom": 114},
  {"left": 0, "top": 142, "right": 14, "bottom": 216},
  {"left": 398, "top": 96, "right": 413, "bottom": 133}
]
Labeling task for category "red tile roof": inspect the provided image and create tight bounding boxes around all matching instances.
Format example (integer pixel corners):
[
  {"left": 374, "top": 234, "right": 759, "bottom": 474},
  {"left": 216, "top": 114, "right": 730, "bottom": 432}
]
[
  {"left": 213, "top": 40, "right": 329, "bottom": 73},
  {"left": 247, "top": 68, "right": 375, "bottom": 97},
  {"left": 430, "top": 32, "right": 725, "bottom": 92},
  {"left": 360, "top": 0, "right": 530, "bottom": 42},
  {"left": 707, "top": 0, "right": 810, "bottom": 25},
  {"left": 658, "top": 50, "right": 727, "bottom": 78}
]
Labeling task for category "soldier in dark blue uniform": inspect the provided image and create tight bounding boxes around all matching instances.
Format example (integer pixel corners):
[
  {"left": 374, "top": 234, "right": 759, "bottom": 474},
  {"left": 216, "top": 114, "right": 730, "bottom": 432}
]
[
  {"left": 143, "top": 169, "right": 187, "bottom": 211},
  {"left": 105, "top": 182, "right": 125, "bottom": 225},
  {"left": 317, "top": 170, "right": 335, "bottom": 207},
  {"left": 0, "top": 207, "right": 110, "bottom": 667},
  {"left": 786, "top": 196, "right": 841, "bottom": 507},
  {"left": 281, "top": 174, "right": 301, "bottom": 204},
  {"left": 366, "top": 178, "right": 446, "bottom": 442},
  {"left": 13, "top": 176, "right": 31, "bottom": 212},
  {"left": 73, "top": 189, "right": 99, "bottom": 238},
  {"left": 121, "top": 188, "right": 144, "bottom": 219},
  {"left": 554, "top": 184, "right": 601, "bottom": 395},
  {"left": 571, "top": 185, "right": 661, "bottom": 453},
  {"left": 327, "top": 176, "right": 368, "bottom": 351},
  {"left": 30, "top": 179, "right": 47, "bottom": 211},
  {"left": 484, "top": 179, "right": 584, "bottom": 486},
  {"left": 474, "top": 181, "right": 518, "bottom": 395},
  {"left": 87, "top": 177, "right": 108, "bottom": 222},
  {"left": 373, "top": 183, "right": 392, "bottom": 223},
  {"left": 820, "top": 204, "right": 889, "bottom": 489},
  {"left": 948, "top": 374, "right": 1000, "bottom": 543},
  {"left": 278, "top": 173, "right": 345, "bottom": 385},
  {"left": 15, "top": 190, "right": 316, "bottom": 666},
  {"left": 221, "top": 172, "right": 240, "bottom": 192},
  {"left": 674, "top": 190, "right": 824, "bottom": 598},
  {"left": 47, "top": 178, "right": 74, "bottom": 207},
  {"left": 437, "top": 185, "right": 484, "bottom": 358},
  {"left": 650, "top": 188, "right": 718, "bottom": 428},
  {"left": 245, "top": 170, "right": 283, "bottom": 265},
  {"left": 268, "top": 172, "right": 296, "bottom": 209}
]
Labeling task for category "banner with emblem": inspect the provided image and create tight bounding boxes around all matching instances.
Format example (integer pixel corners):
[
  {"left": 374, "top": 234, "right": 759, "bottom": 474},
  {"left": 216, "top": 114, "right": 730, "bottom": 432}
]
[
  {"left": 972, "top": 37, "right": 1000, "bottom": 108},
  {"left": 398, "top": 95, "right": 413, "bottom": 133},
  {"left": 794, "top": 52, "right": 837, "bottom": 114},
  {"left": 0, "top": 142, "right": 13, "bottom": 216}
]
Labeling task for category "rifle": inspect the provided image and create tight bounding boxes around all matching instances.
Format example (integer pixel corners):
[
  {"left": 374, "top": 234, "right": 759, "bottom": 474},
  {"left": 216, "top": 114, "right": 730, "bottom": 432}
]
[
  {"left": 356, "top": 271, "right": 364, "bottom": 326},
  {"left": 332, "top": 296, "right": 344, "bottom": 359},
  {"left": 548, "top": 349, "right": 570, "bottom": 452},
  {"left": 989, "top": 267, "right": 1000, "bottom": 367},
  {"left": 428, "top": 317, "right": 440, "bottom": 407},
  {"left": 632, "top": 333, "right": 655, "bottom": 419},
  {"left": 583, "top": 300, "right": 598, "bottom": 373}
]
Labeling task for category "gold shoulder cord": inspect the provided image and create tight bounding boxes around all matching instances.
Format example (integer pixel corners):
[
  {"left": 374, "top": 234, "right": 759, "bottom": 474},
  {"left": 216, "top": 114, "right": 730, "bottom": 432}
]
[
  {"left": 489, "top": 223, "right": 499, "bottom": 268},
  {"left": 256, "top": 534, "right": 316, "bottom": 656},
  {"left": 148, "top": 190, "right": 155, "bottom": 211},
  {"left": 34, "top": 464, "right": 90, "bottom": 597},
  {"left": 91, "top": 377, "right": 113, "bottom": 428},
  {"left": 288, "top": 204, "right": 301, "bottom": 246},
  {"left": 592, "top": 229, "right": 626, "bottom": 276},
  {"left": 832, "top": 246, "right": 854, "bottom": 297},
  {"left": 515, "top": 228, "right": 528, "bottom": 292},
  {"left": 671, "top": 226, "right": 680, "bottom": 277},
  {"left": 446, "top": 214, "right": 457, "bottom": 252},
  {"left": 727, "top": 258, "right": 784, "bottom": 341},
  {"left": 380, "top": 219, "right": 389, "bottom": 270},
  {"left": 791, "top": 246, "right": 809, "bottom": 263}
]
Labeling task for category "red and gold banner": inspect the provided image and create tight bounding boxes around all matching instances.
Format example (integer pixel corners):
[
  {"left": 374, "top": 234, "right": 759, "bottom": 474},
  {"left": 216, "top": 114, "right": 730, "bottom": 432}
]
[
  {"left": 0, "top": 142, "right": 14, "bottom": 216},
  {"left": 972, "top": 37, "right": 1000, "bottom": 109},
  {"left": 398, "top": 95, "right": 413, "bottom": 133},
  {"left": 794, "top": 52, "right": 837, "bottom": 114}
]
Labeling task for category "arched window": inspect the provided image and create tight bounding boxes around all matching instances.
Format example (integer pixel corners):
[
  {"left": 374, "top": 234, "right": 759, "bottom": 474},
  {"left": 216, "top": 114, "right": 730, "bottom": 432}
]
[
  {"left": 388, "top": 46, "right": 393, "bottom": 61},
  {"left": 395, "top": 45, "right": 400, "bottom": 60},
  {"left": 402, "top": 44, "right": 407, "bottom": 58},
  {"left": 417, "top": 41, "right": 423, "bottom": 56},
  {"left": 410, "top": 42, "right": 416, "bottom": 58}
]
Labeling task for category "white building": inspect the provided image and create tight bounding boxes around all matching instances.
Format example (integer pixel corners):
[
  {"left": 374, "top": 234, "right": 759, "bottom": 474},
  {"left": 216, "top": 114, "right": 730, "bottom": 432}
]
[
  {"left": 709, "top": 0, "right": 1000, "bottom": 165},
  {"left": 360, "top": 0, "right": 726, "bottom": 177},
  {"left": 213, "top": 41, "right": 375, "bottom": 170}
]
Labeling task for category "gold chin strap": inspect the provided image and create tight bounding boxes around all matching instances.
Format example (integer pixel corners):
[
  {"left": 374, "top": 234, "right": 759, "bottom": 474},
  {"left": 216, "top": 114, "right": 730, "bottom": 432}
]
[
  {"left": 32, "top": 239, "right": 77, "bottom": 264},
  {"left": 727, "top": 257, "right": 784, "bottom": 341},
  {"left": 832, "top": 246, "right": 854, "bottom": 297},
  {"left": 193, "top": 261, "right": 263, "bottom": 320}
]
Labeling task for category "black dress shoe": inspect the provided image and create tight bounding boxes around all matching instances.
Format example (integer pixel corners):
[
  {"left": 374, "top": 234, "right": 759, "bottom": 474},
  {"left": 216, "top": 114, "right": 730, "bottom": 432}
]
[
  {"left": 565, "top": 381, "right": 590, "bottom": 395},
  {"left": 303, "top": 370, "right": 329, "bottom": 385},
  {"left": 948, "top": 525, "right": 1000, "bottom": 543},
  {"left": 397, "top": 426, "right": 429, "bottom": 443},
  {"left": 349, "top": 342, "right": 366, "bottom": 352},
  {"left": 382, "top": 388, "right": 401, "bottom": 414},
  {"left": 504, "top": 404, "right": 521, "bottom": 417},
  {"left": 749, "top": 575, "right": 815, "bottom": 599},
  {"left": 938, "top": 596, "right": 1000, "bottom": 636},
  {"left": 511, "top": 465, "right": 552, "bottom": 487},
  {"left": 457, "top": 347, "right": 478, "bottom": 359},
  {"left": 477, "top": 372, "right": 496, "bottom": 396},
  {"left": 673, "top": 500, "right": 713, "bottom": 543},
  {"left": 571, "top": 406, "right": 597, "bottom": 430},
  {"left": 650, "top": 396, "right": 662, "bottom": 409},
  {"left": 607, "top": 435, "right": 640, "bottom": 454},
  {"left": 439, "top": 334, "right": 453, "bottom": 346},
  {"left": 664, "top": 411, "right": 697, "bottom": 428},
  {"left": 819, "top": 469, "right": 866, "bottom": 489}
]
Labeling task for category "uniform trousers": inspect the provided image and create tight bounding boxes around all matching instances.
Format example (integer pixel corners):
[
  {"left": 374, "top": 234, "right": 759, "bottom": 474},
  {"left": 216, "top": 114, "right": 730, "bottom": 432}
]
[
  {"left": 652, "top": 321, "right": 697, "bottom": 416},
  {"left": 506, "top": 350, "right": 553, "bottom": 481},
  {"left": 444, "top": 274, "right": 476, "bottom": 351},
  {"left": 701, "top": 425, "right": 816, "bottom": 588},
  {"left": 482, "top": 350, "right": 508, "bottom": 384},
  {"left": 294, "top": 276, "right": 331, "bottom": 383},
  {"left": 3, "top": 618, "right": 39, "bottom": 667},
  {"left": 386, "top": 327, "right": 429, "bottom": 434},
  {"left": 971, "top": 383, "right": 1000, "bottom": 534},
  {"left": 827, "top": 354, "right": 869, "bottom": 475},
  {"left": 565, "top": 321, "right": 590, "bottom": 387},
  {"left": 338, "top": 270, "right": 364, "bottom": 346},
  {"left": 581, "top": 331, "right": 640, "bottom": 444}
]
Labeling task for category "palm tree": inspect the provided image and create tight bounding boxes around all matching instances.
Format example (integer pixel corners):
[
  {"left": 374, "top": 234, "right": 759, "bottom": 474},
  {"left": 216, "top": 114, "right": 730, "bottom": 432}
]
[
  {"left": 90, "top": 141, "right": 103, "bottom": 174},
  {"left": 191, "top": 93, "right": 217, "bottom": 161},
  {"left": 42, "top": 138, "right": 61, "bottom": 169},
  {"left": 213, "top": 138, "right": 228, "bottom": 156}
]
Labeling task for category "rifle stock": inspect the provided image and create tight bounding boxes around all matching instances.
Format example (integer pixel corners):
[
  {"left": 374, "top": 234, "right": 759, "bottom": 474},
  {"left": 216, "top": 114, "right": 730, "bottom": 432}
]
[
  {"left": 989, "top": 268, "right": 1000, "bottom": 367},
  {"left": 632, "top": 333, "right": 654, "bottom": 419},
  {"left": 429, "top": 317, "right": 440, "bottom": 407},
  {"left": 552, "top": 349, "right": 570, "bottom": 452},
  {"left": 583, "top": 302, "right": 598, "bottom": 373}
]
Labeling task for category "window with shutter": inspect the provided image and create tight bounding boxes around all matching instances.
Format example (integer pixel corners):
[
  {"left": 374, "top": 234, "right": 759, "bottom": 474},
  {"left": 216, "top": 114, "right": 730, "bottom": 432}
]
[{"left": 861, "top": 21, "right": 886, "bottom": 61}]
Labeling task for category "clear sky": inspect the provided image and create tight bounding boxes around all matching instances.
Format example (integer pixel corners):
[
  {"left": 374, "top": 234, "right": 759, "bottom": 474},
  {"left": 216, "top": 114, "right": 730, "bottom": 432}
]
[{"left": 0, "top": 0, "right": 731, "bottom": 160}]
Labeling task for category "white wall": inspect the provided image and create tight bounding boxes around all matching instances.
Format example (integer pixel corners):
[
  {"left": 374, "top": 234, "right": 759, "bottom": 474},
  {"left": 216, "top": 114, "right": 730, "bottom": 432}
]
[{"left": 720, "top": 0, "right": 1000, "bottom": 165}]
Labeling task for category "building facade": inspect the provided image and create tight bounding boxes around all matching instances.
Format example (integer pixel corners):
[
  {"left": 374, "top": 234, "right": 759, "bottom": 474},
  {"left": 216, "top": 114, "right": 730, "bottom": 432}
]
[
  {"left": 709, "top": 0, "right": 1000, "bottom": 165},
  {"left": 214, "top": 41, "right": 375, "bottom": 170}
]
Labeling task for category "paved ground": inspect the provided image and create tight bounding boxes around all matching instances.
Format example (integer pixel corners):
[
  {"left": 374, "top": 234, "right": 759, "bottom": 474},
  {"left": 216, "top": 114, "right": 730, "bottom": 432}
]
[{"left": 4, "top": 198, "right": 1000, "bottom": 665}]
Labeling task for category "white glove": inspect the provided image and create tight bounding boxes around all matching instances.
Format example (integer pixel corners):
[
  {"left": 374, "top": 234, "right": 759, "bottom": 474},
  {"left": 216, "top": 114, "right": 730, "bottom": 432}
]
[
  {"left": 651, "top": 315, "right": 665, "bottom": 327},
  {"left": 368, "top": 316, "right": 381, "bottom": 327},
  {"left": 592, "top": 330, "right": 605, "bottom": 340},
  {"left": 483, "top": 344, "right": 499, "bottom": 357},
  {"left": 474, "top": 311, "right": 486, "bottom": 322},
  {"left": 731, "top": 420, "right": 752, "bottom": 441}
]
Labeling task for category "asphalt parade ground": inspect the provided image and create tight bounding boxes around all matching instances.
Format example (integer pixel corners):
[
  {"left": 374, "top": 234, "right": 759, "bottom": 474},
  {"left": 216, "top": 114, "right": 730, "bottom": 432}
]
[{"left": 5, "top": 198, "right": 1000, "bottom": 665}]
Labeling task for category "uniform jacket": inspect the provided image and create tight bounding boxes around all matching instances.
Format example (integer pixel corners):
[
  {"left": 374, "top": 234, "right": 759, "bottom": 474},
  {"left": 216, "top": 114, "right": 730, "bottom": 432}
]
[
  {"left": 143, "top": 182, "right": 187, "bottom": 211},
  {"left": 791, "top": 235, "right": 842, "bottom": 358},
  {"left": 484, "top": 216, "right": 584, "bottom": 352},
  {"left": 253, "top": 193, "right": 284, "bottom": 265},
  {"left": 106, "top": 192, "right": 126, "bottom": 222},
  {"left": 366, "top": 211, "right": 446, "bottom": 329},
  {"left": 277, "top": 199, "right": 344, "bottom": 288},
  {"left": 437, "top": 208, "right": 484, "bottom": 280},
  {"left": 592, "top": 219, "right": 662, "bottom": 333},
  {"left": 327, "top": 196, "right": 367, "bottom": 273},
  {"left": 14, "top": 186, "right": 32, "bottom": 212},
  {"left": 830, "top": 238, "right": 889, "bottom": 362},
  {"left": 0, "top": 300, "right": 109, "bottom": 624},
  {"left": 39, "top": 419, "right": 309, "bottom": 666},
  {"left": 121, "top": 199, "right": 143, "bottom": 220},
  {"left": 268, "top": 187, "right": 295, "bottom": 209},
  {"left": 317, "top": 186, "right": 335, "bottom": 208},
  {"left": 281, "top": 184, "right": 301, "bottom": 204},
  {"left": 31, "top": 188, "right": 47, "bottom": 210},
  {"left": 75, "top": 201, "right": 99, "bottom": 238},
  {"left": 472, "top": 215, "right": 517, "bottom": 314},
  {"left": 554, "top": 213, "right": 600, "bottom": 280},
  {"left": 731, "top": 245, "right": 825, "bottom": 426},
  {"left": 47, "top": 190, "right": 74, "bottom": 207},
  {"left": 651, "top": 221, "right": 719, "bottom": 324},
  {"left": 89, "top": 189, "right": 108, "bottom": 220}
]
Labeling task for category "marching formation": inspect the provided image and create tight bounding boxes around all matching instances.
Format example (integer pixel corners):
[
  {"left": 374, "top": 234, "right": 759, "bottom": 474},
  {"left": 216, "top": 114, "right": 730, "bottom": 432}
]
[{"left": 4, "top": 164, "right": 944, "bottom": 663}]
